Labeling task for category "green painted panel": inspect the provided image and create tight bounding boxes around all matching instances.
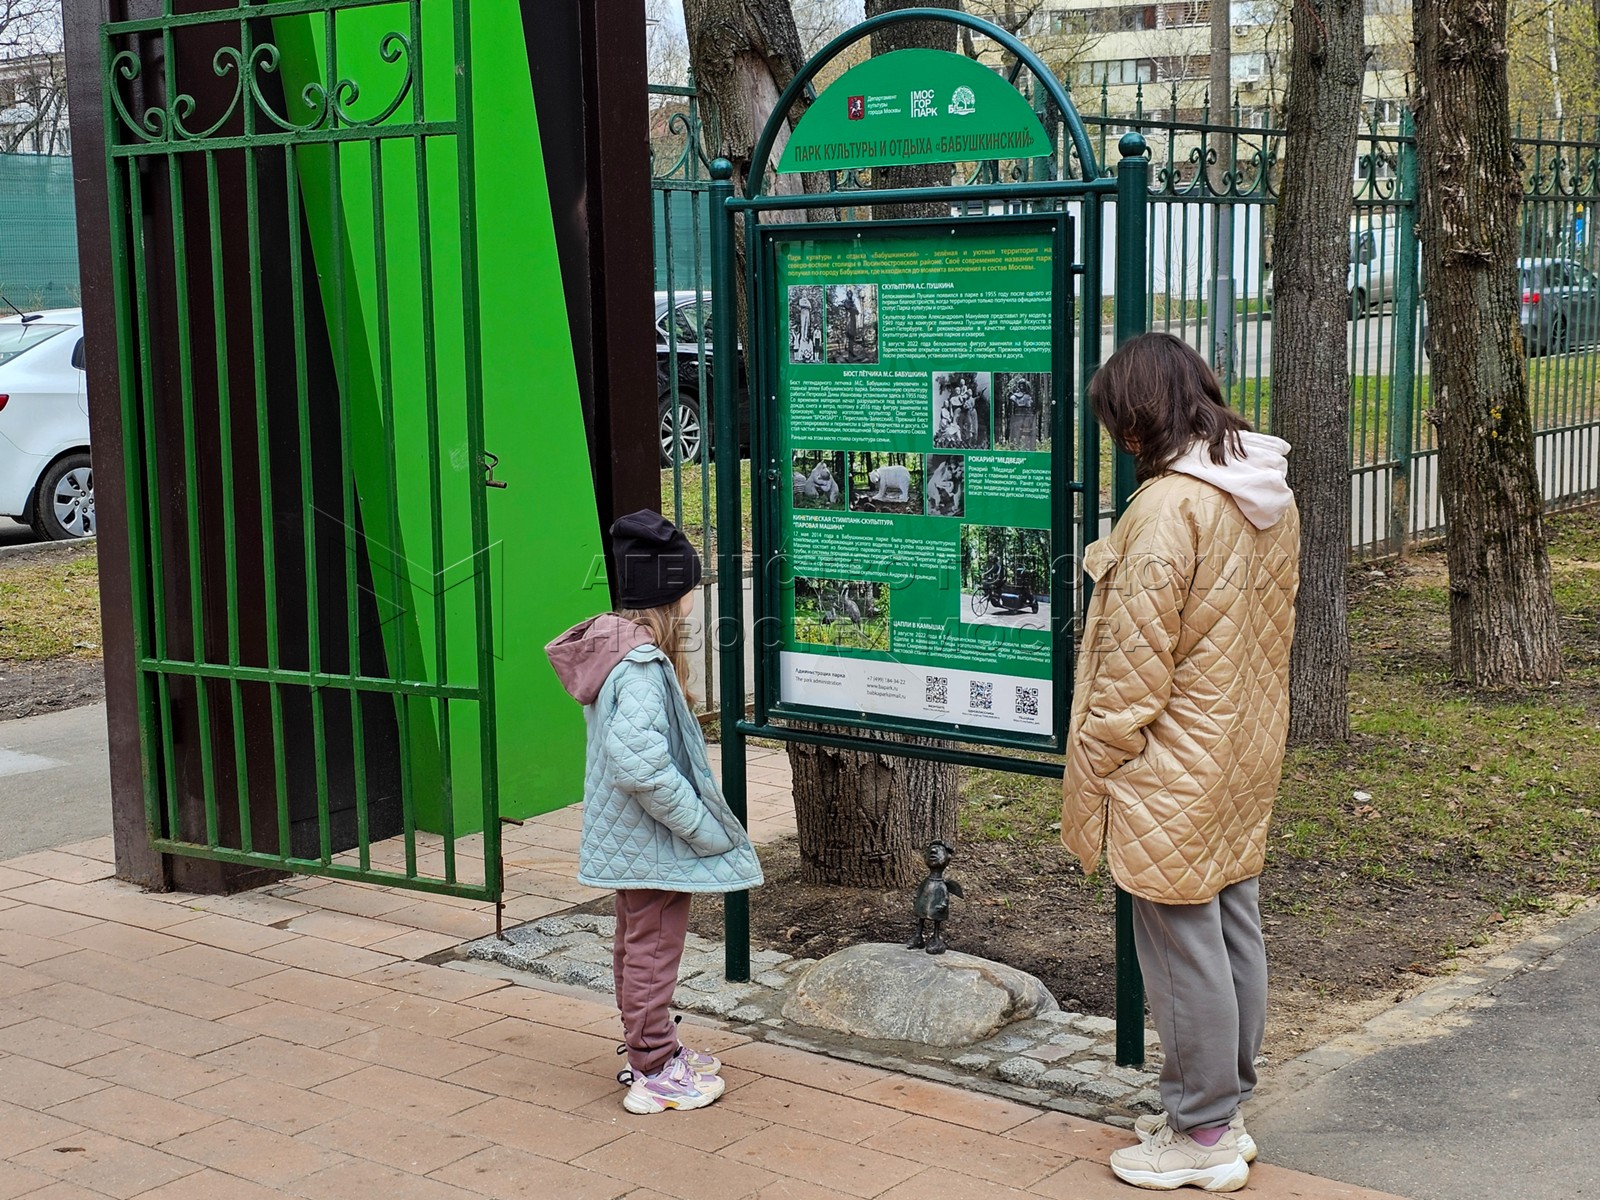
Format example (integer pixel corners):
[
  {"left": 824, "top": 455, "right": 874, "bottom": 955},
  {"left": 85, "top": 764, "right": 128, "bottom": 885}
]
[
  {"left": 778, "top": 49, "right": 1051, "bottom": 174},
  {"left": 275, "top": 5, "right": 600, "bottom": 830}
]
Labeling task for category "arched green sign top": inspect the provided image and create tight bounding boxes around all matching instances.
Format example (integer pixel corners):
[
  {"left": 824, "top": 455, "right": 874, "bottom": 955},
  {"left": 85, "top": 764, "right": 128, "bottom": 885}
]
[
  {"left": 748, "top": 8, "right": 1101, "bottom": 196},
  {"left": 777, "top": 49, "right": 1051, "bottom": 175}
]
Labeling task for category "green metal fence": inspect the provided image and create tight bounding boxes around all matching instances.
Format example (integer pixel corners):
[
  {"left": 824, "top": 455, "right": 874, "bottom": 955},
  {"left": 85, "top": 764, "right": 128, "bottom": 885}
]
[{"left": 651, "top": 83, "right": 1600, "bottom": 565}]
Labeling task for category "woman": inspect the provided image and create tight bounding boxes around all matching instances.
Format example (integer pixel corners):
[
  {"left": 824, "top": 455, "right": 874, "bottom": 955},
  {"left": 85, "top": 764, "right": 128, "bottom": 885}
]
[{"left": 1061, "top": 332, "right": 1300, "bottom": 1192}]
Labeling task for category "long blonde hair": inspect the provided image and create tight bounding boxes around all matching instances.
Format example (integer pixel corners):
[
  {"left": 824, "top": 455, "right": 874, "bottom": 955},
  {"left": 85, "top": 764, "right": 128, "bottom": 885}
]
[{"left": 617, "top": 603, "right": 698, "bottom": 706}]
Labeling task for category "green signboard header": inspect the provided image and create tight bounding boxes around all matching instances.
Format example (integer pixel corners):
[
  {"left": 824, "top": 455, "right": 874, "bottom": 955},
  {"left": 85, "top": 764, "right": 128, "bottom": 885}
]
[{"left": 777, "top": 48, "right": 1052, "bottom": 174}]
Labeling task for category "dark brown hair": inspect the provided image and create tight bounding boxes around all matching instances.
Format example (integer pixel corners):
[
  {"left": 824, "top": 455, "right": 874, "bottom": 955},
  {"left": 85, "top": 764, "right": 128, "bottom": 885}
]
[{"left": 1089, "top": 332, "right": 1252, "bottom": 481}]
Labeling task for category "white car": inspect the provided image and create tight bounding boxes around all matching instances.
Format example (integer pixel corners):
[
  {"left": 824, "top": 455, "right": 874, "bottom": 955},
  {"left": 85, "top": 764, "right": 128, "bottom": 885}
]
[{"left": 0, "top": 308, "right": 92, "bottom": 540}]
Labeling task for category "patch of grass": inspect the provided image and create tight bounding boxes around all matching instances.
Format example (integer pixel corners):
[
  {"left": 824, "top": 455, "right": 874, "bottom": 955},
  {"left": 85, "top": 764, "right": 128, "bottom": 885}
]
[
  {"left": 1279, "top": 693, "right": 1600, "bottom": 895},
  {"left": 1224, "top": 368, "right": 1599, "bottom": 467},
  {"left": 660, "top": 464, "right": 754, "bottom": 556},
  {"left": 0, "top": 554, "right": 102, "bottom": 662}
]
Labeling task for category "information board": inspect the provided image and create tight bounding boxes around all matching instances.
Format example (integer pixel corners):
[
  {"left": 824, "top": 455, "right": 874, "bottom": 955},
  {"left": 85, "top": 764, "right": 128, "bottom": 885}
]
[{"left": 763, "top": 218, "right": 1070, "bottom": 747}]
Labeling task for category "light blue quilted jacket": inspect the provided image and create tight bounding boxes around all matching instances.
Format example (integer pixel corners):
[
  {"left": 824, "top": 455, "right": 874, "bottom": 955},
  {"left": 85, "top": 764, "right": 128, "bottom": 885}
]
[{"left": 555, "top": 626, "right": 763, "bottom": 893}]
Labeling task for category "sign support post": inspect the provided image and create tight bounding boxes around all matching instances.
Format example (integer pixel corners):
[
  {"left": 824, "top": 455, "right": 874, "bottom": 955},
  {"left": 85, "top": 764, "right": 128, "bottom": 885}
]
[
  {"left": 1112, "top": 131, "right": 1151, "bottom": 1068},
  {"left": 712, "top": 159, "right": 752, "bottom": 984}
]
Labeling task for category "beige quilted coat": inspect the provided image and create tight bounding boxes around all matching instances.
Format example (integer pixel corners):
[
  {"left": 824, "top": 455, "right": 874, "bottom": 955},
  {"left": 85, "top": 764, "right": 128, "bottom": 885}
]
[{"left": 1061, "top": 450, "right": 1300, "bottom": 904}]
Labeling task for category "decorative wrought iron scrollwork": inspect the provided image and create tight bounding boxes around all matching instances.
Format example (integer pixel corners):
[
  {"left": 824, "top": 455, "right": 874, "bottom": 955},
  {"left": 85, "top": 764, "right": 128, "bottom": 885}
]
[
  {"left": 331, "top": 32, "right": 413, "bottom": 129},
  {"left": 246, "top": 43, "right": 330, "bottom": 134},
  {"left": 107, "top": 20, "right": 418, "bottom": 146},
  {"left": 169, "top": 46, "right": 247, "bottom": 140}
]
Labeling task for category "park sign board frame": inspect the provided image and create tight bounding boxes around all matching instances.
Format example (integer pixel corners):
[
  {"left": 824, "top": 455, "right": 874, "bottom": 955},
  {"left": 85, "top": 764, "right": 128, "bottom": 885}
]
[
  {"left": 711, "top": 7, "right": 1153, "bottom": 1069},
  {"left": 757, "top": 214, "right": 1074, "bottom": 754},
  {"left": 777, "top": 49, "right": 1052, "bottom": 175}
]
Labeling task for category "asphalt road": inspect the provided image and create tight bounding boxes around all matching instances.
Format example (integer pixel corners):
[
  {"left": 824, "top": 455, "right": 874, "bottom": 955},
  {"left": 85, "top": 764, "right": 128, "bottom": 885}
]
[
  {"left": 0, "top": 703, "right": 114, "bottom": 857},
  {"left": 1253, "top": 915, "right": 1600, "bottom": 1200},
  {"left": 0, "top": 519, "right": 39, "bottom": 548},
  {"left": 1113, "top": 309, "right": 1431, "bottom": 382}
]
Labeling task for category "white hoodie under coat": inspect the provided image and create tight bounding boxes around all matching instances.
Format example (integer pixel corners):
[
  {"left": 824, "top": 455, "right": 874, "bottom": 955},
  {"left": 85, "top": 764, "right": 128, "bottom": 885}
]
[{"left": 1165, "top": 431, "right": 1295, "bottom": 531}]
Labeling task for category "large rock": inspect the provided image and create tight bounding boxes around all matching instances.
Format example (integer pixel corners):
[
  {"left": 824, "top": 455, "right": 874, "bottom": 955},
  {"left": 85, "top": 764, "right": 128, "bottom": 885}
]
[{"left": 782, "top": 943, "right": 1058, "bottom": 1047}]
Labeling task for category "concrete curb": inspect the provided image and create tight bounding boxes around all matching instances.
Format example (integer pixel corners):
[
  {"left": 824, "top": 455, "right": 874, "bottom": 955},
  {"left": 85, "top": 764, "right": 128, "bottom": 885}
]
[
  {"left": 1252, "top": 898, "right": 1600, "bottom": 1117},
  {"left": 0, "top": 535, "right": 96, "bottom": 560}
]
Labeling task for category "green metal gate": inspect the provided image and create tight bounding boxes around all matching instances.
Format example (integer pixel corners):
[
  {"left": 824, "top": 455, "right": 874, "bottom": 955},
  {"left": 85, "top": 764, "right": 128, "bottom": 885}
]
[{"left": 101, "top": 0, "right": 500, "bottom": 902}]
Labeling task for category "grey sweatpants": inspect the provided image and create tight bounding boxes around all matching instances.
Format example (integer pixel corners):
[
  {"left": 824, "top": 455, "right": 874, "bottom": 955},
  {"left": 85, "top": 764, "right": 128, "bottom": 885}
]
[{"left": 1131, "top": 876, "right": 1267, "bottom": 1133}]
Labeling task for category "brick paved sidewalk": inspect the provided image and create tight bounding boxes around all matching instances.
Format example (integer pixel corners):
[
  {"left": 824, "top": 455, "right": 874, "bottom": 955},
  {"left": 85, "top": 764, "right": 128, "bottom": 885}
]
[{"left": 0, "top": 770, "right": 1404, "bottom": 1199}]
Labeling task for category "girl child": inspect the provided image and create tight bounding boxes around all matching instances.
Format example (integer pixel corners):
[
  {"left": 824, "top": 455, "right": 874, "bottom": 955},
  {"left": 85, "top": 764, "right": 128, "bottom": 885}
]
[
  {"left": 546, "top": 510, "right": 763, "bottom": 1114},
  {"left": 1061, "top": 333, "right": 1300, "bottom": 1191}
]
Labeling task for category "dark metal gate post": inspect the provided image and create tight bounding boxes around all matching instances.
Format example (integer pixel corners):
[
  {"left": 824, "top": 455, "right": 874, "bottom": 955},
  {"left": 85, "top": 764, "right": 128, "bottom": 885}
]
[
  {"left": 61, "top": 0, "right": 167, "bottom": 890},
  {"left": 520, "top": 0, "right": 659, "bottom": 575}
]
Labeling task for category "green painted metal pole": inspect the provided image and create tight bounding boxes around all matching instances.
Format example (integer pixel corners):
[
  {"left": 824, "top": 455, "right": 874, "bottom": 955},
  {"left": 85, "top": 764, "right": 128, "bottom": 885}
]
[
  {"left": 1390, "top": 111, "right": 1420, "bottom": 557},
  {"left": 710, "top": 159, "right": 751, "bottom": 983},
  {"left": 1113, "top": 132, "right": 1149, "bottom": 511},
  {"left": 1113, "top": 130, "right": 1150, "bottom": 1070}
]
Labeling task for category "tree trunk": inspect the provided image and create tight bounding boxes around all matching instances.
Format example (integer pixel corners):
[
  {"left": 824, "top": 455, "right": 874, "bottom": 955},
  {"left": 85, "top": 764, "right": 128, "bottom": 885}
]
[
  {"left": 683, "top": 0, "right": 817, "bottom": 345},
  {"left": 865, "top": 0, "right": 960, "bottom": 218},
  {"left": 1271, "top": 0, "right": 1365, "bottom": 743},
  {"left": 1593, "top": 0, "right": 1600, "bottom": 106},
  {"left": 789, "top": 729, "right": 960, "bottom": 889},
  {"left": 1414, "top": 0, "right": 1564, "bottom": 687}
]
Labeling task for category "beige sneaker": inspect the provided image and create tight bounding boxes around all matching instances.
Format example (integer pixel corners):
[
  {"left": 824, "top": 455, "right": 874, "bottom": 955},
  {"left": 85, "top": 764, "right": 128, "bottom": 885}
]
[
  {"left": 1110, "top": 1123, "right": 1249, "bottom": 1191},
  {"left": 1134, "top": 1112, "right": 1257, "bottom": 1163}
]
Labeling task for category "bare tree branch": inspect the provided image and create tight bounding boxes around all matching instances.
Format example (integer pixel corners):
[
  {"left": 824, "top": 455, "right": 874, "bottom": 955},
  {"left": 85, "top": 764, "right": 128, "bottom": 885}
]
[{"left": 0, "top": 0, "right": 68, "bottom": 155}]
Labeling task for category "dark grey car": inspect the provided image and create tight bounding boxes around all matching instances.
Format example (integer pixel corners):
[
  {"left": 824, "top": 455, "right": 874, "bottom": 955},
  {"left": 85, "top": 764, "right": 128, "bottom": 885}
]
[
  {"left": 654, "top": 291, "right": 749, "bottom": 466},
  {"left": 1423, "top": 257, "right": 1600, "bottom": 360},
  {"left": 1519, "top": 257, "right": 1600, "bottom": 356}
]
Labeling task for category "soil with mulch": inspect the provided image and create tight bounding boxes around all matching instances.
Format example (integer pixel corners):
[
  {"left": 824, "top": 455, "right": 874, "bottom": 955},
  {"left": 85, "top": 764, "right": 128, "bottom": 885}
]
[
  {"left": 686, "top": 834, "right": 1548, "bottom": 1064},
  {"left": 0, "top": 659, "right": 107, "bottom": 720}
]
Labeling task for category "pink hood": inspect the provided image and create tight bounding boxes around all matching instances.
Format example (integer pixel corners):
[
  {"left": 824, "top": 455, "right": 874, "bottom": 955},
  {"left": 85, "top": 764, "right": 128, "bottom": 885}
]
[{"left": 546, "top": 615, "right": 655, "bottom": 705}]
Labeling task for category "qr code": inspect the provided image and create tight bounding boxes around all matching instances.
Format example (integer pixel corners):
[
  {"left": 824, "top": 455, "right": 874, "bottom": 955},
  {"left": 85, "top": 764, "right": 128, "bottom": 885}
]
[
  {"left": 925, "top": 676, "right": 949, "bottom": 706},
  {"left": 1016, "top": 687, "right": 1040, "bottom": 718},
  {"left": 970, "top": 681, "right": 994, "bottom": 712}
]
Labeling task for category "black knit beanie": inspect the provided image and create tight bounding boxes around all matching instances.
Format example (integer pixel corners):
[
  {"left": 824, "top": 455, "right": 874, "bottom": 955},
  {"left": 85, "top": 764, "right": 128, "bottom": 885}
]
[{"left": 610, "top": 510, "right": 702, "bottom": 609}]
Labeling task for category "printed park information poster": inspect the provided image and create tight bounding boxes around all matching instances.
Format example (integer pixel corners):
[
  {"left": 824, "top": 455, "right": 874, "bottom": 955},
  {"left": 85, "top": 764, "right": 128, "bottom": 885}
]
[{"left": 774, "top": 224, "right": 1060, "bottom": 740}]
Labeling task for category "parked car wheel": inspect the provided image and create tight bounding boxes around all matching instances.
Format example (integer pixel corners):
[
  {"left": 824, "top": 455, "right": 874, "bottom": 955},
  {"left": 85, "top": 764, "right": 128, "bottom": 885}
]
[
  {"left": 658, "top": 394, "right": 704, "bottom": 467},
  {"left": 31, "top": 451, "right": 94, "bottom": 540},
  {"left": 1348, "top": 287, "right": 1367, "bottom": 320},
  {"left": 1544, "top": 315, "right": 1570, "bottom": 356}
]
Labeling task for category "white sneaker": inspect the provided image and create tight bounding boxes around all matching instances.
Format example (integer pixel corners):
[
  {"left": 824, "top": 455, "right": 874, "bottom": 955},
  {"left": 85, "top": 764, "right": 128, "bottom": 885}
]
[
  {"left": 621, "top": 1054, "right": 726, "bottom": 1115},
  {"left": 1135, "top": 1111, "right": 1257, "bottom": 1163},
  {"left": 1110, "top": 1123, "right": 1249, "bottom": 1191}
]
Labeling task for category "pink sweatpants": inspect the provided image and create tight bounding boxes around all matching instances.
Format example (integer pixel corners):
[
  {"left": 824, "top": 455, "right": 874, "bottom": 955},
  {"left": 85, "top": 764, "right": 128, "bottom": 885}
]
[{"left": 613, "top": 888, "right": 693, "bottom": 1077}]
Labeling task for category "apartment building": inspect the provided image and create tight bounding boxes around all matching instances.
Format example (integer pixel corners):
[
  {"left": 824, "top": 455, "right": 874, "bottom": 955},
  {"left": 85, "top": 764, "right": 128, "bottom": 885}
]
[
  {"left": 0, "top": 51, "right": 70, "bottom": 156},
  {"left": 975, "top": 0, "right": 1410, "bottom": 126}
]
